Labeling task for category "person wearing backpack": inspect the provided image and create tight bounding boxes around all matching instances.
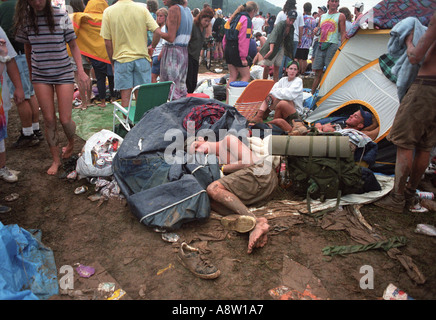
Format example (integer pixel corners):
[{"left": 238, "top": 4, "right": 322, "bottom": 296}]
[{"left": 222, "top": 1, "right": 258, "bottom": 103}]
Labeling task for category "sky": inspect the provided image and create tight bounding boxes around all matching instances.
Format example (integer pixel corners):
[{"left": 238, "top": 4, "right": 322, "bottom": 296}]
[{"left": 266, "top": 0, "right": 381, "bottom": 15}]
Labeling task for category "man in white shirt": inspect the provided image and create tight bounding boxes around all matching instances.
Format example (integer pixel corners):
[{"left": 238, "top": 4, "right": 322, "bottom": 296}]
[{"left": 252, "top": 11, "right": 265, "bottom": 35}]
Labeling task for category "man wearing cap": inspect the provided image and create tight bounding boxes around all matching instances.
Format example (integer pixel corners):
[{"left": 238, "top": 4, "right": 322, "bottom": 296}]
[
  {"left": 311, "top": 0, "right": 346, "bottom": 95},
  {"left": 252, "top": 10, "right": 297, "bottom": 82},
  {"left": 315, "top": 107, "right": 378, "bottom": 140},
  {"left": 352, "top": 2, "right": 364, "bottom": 21},
  {"left": 375, "top": 11, "right": 436, "bottom": 213}
]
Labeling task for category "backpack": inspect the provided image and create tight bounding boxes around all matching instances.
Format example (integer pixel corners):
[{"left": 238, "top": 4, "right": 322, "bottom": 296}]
[
  {"left": 285, "top": 131, "right": 364, "bottom": 215},
  {"left": 224, "top": 12, "right": 253, "bottom": 42}
]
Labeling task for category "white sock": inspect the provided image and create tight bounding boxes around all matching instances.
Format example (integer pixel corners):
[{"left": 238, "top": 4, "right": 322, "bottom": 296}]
[
  {"left": 22, "top": 127, "right": 33, "bottom": 136},
  {"left": 32, "top": 123, "right": 40, "bottom": 131}
]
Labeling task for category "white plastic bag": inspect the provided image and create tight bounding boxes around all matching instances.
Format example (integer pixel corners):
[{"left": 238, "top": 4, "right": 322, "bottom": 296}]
[{"left": 76, "top": 129, "right": 124, "bottom": 177}]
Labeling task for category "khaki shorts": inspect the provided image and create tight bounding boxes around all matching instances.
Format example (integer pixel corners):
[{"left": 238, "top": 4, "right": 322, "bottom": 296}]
[
  {"left": 218, "top": 163, "right": 278, "bottom": 206},
  {"left": 387, "top": 80, "right": 436, "bottom": 151},
  {"left": 260, "top": 47, "right": 284, "bottom": 67}
]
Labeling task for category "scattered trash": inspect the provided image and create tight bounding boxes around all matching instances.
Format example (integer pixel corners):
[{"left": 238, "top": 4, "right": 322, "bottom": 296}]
[
  {"left": 98, "top": 282, "right": 115, "bottom": 294},
  {"left": 268, "top": 284, "right": 321, "bottom": 300},
  {"left": 383, "top": 283, "right": 414, "bottom": 300},
  {"left": 409, "top": 202, "right": 429, "bottom": 213},
  {"left": 4, "top": 193, "right": 19, "bottom": 202},
  {"left": 416, "top": 190, "right": 434, "bottom": 200},
  {"left": 66, "top": 170, "right": 77, "bottom": 180},
  {"left": 157, "top": 263, "right": 174, "bottom": 276},
  {"left": 107, "top": 289, "right": 126, "bottom": 300},
  {"left": 415, "top": 224, "right": 436, "bottom": 237},
  {"left": 87, "top": 194, "right": 102, "bottom": 202},
  {"left": 76, "top": 264, "right": 95, "bottom": 278},
  {"left": 74, "top": 186, "right": 88, "bottom": 195},
  {"left": 161, "top": 232, "right": 180, "bottom": 243}
]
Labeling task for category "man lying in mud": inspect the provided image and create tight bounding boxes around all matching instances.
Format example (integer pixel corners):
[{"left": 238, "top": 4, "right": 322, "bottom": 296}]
[{"left": 189, "top": 134, "right": 278, "bottom": 253}]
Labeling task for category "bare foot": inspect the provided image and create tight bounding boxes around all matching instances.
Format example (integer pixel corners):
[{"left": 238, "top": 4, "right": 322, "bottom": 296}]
[
  {"left": 62, "top": 144, "right": 74, "bottom": 159},
  {"left": 247, "top": 217, "right": 270, "bottom": 254},
  {"left": 47, "top": 161, "right": 61, "bottom": 175}
]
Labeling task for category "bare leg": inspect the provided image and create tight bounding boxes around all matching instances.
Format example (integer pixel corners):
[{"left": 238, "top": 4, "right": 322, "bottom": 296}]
[
  {"left": 56, "top": 84, "right": 76, "bottom": 159},
  {"left": 311, "top": 69, "right": 323, "bottom": 95},
  {"left": 34, "top": 83, "right": 60, "bottom": 175},
  {"left": 274, "top": 100, "right": 297, "bottom": 120},
  {"left": 406, "top": 149, "right": 430, "bottom": 191},
  {"left": 207, "top": 181, "right": 270, "bottom": 253},
  {"left": 392, "top": 147, "right": 414, "bottom": 196},
  {"left": 29, "top": 95, "right": 40, "bottom": 124}
]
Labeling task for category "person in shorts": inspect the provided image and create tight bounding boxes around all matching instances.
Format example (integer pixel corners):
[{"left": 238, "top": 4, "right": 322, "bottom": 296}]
[
  {"left": 375, "top": 11, "right": 436, "bottom": 213},
  {"left": 100, "top": 0, "right": 160, "bottom": 110},
  {"left": 189, "top": 134, "right": 278, "bottom": 254},
  {"left": 311, "top": 0, "right": 346, "bottom": 94}
]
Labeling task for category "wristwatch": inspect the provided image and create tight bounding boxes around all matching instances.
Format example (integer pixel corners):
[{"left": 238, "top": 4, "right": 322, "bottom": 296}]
[{"left": 0, "top": 55, "right": 11, "bottom": 63}]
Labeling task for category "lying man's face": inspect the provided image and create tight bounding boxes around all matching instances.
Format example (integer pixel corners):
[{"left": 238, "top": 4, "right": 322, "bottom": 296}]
[{"left": 345, "top": 111, "right": 365, "bottom": 130}]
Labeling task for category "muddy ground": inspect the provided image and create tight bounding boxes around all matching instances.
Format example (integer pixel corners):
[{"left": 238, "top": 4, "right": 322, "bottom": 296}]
[{"left": 1, "top": 64, "right": 436, "bottom": 305}]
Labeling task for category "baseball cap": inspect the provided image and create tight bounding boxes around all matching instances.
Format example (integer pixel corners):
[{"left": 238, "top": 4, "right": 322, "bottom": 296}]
[
  {"left": 360, "top": 106, "right": 373, "bottom": 128},
  {"left": 318, "top": 6, "right": 327, "bottom": 13},
  {"left": 353, "top": 2, "right": 364, "bottom": 11},
  {"left": 287, "top": 10, "right": 298, "bottom": 20}
]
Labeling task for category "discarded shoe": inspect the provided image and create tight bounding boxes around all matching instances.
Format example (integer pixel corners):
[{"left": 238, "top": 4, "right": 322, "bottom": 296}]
[
  {"left": 0, "top": 166, "right": 18, "bottom": 183},
  {"left": 221, "top": 214, "right": 256, "bottom": 233},
  {"left": 374, "top": 193, "right": 405, "bottom": 213},
  {"left": 0, "top": 205, "right": 11, "bottom": 214},
  {"left": 177, "top": 242, "right": 220, "bottom": 280},
  {"left": 4, "top": 193, "right": 19, "bottom": 202}
]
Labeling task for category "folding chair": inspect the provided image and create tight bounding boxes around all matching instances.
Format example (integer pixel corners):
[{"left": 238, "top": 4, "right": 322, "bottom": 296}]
[
  {"left": 234, "top": 79, "right": 275, "bottom": 122},
  {"left": 113, "top": 81, "right": 175, "bottom": 132}
]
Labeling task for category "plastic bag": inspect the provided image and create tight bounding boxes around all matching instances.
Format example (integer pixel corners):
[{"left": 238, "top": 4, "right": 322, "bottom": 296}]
[{"left": 76, "top": 129, "right": 123, "bottom": 177}]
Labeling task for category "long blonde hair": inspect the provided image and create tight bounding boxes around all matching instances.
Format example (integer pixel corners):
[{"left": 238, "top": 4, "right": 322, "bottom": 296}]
[{"left": 228, "top": 1, "right": 258, "bottom": 23}]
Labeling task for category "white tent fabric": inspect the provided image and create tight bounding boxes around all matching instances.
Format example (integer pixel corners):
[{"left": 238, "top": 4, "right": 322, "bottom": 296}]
[
  {"left": 319, "top": 30, "right": 392, "bottom": 97},
  {"left": 306, "top": 29, "right": 399, "bottom": 142}
]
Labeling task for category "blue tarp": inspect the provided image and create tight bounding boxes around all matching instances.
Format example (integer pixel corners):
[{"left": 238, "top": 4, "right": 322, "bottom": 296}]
[{"left": 0, "top": 222, "right": 58, "bottom": 300}]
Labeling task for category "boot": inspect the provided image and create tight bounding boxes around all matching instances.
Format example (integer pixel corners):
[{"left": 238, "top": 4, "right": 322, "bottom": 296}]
[{"left": 374, "top": 192, "right": 405, "bottom": 213}]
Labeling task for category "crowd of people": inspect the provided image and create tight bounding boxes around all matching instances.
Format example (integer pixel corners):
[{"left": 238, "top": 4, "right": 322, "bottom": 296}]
[{"left": 0, "top": 0, "right": 435, "bottom": 262}]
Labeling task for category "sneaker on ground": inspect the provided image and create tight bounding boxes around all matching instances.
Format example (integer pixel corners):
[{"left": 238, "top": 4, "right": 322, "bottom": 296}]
[
  {"left": 177, "top": 242, "right": 221, "bottom": 280},
  {"left": 33, "top": 129, "right": 44, "bottom": 141},
  {"left": 0, "top": 166, "right": 18, "bottom": 183},
  {"left": 12, "top": 132, "right": 40, "bottom": 148}
]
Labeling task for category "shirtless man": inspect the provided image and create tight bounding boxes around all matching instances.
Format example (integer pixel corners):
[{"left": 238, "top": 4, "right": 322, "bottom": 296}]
[
  {"left": 189, "top": 134, "right": 278, "bottom": 254},
  {"left": 375, "top": 12, "right": 436, "bottom": 213}
]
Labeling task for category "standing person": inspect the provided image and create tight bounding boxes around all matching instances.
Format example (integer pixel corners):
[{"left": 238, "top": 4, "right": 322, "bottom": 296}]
[
  {"left": 151, "top": 8, "right": 168, "bottom": 83},
  {"left": 310, "top": 6, "right": 327, "bottom": 61},
  {"left": 14, "top": 0, "right": 91, "bottom": 175},
  {"left": 375, "top": 12, "right": 436, "bottom": 213},
  {"left": 251, "top": 11, "right": 297, "bottom": 82},
  {"left": 68, "top": 0, "right": 93, "bottom": 109},
  {"left": 295, "top": 2, "right": 317, "bottom": 74},
  {"left": 223, "top": 1, "right": 258, "bottom": 103},
  {"left": 275, "top": 0, "right": 304, "bottom": 78},
  {"left": 0, "top": 0, "right": 42, "bottom": 147},
  {"left": 159, "top": 0, "right": 193, "bottom": 100},
  {"left": 146, "top": 0, "right": 159, "bottom": 46},
  {"left": 187, "top": 6, "right": 214, "bottom": 93},
  {"left": 339, "top": 7, "right": 353, "bottom": 34},
  {"left": 266, "top": 13, "right": 276, "bottom": 35},
  {"left": 352, "top": 2, "right": 364, "bottom": 21},
  {"left": 73, "top": 0, "right": 114, "bottom": 108},
  {"left": 0, "top": 38, "right": 18, "bottom": 188},
  {"left": 101, "top": 0, "right": 160, "bottom": 111},
  {"left": 212, "top": 9, "right": 225, "bottom": 65},
  {"left": 252, "top": 11, "right": 265, "bottom": 35},
  {"left": 311, "top": 0, "right": 346, "bottom": 95}
]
